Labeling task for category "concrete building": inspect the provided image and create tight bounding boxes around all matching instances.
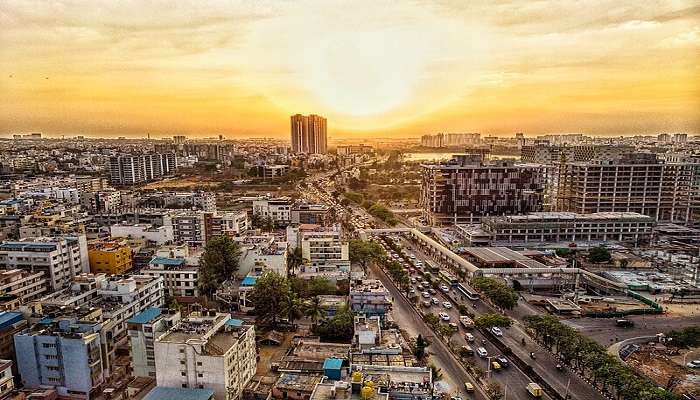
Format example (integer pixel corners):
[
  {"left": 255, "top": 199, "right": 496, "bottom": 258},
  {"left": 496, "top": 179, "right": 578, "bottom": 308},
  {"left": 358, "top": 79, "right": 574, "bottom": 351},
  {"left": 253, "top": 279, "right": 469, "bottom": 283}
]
[
  {"left": 253, "top": 198, "right": 292, "bottom": 227},
  {"left": 142, "top": 257, "right": 200, "bottom": 299},
  {"left": 299, "top": 227, "right": 350, "bottom": 279},
  {"left": 556, "top": 153, "right": 700, "bottom": 225},
  {"left": 0, "top": 235, "right": 89, "bottom": 290},
  {"left": 127, "top": 308, "right": 181, "bottom": 379},
  {"left": 0, "top": 269, "right": 47, "bottom": 307},
  {"left": 480, "top": 212, "right": 655, "bottom": 246},
  {"left": 336, "top": 145, "right": 373, "bottom": 156},
  {"left": 0, "top": 359, "right": 14, "bottom": 398},
  {"left": 14, "top": 310, "right": 104, "bottom": 399},
  {"left": 350, "top": 280, "right": 392, "bottom": 318},
  {"left": 169, "top": 211, "right": 206, "bottom": 247},
  {"left": 0, "top": 311, "right": 27, "bottom": 367},
  {"left": 87, "top": 240, "right": 133, "bottom": 274},
  {"left": 238, "top": 238, "right": 288, "bottom": 277},
  {"left": 520, "top": 142, "right": 635, "bottom": 164},
  {"left": 79, "top": 190, "right": 122, "bottom": 213},
  {"left": 291, "top": 204, "right": 330, "bottom": 225},
  {"left": 154, "top": 311, "right": 256, "bottom": 400},
  {"left": 291, "top": 114, "right": 327, "bottom": 154},
  {"left": 109, "top": 153, "right": 177, "bottom": 186},
  {"left": 110, "top": 223, "right": 175, "bottom": 245},
  {"left": 420, "top": 154, "right": 545, "bottom": 225},
  {"left": 204, "top": 211, "right": 249, "bottom": 239}
]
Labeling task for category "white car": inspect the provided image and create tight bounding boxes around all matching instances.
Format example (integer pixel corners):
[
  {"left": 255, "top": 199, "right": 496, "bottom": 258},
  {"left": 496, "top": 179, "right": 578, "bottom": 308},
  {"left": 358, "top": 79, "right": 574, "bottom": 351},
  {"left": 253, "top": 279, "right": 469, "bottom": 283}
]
[
  {"left": 465, "top": 333, "right": 475, "bottom": 342},
  {"left": 411, "top": 277, "right": 417, "bottom": 283},
  {"left": 422, "top": 292, "right": 430, "bottom": 298},
  {"left": 687, "top": 360, "right": 700, "bottom": 368},
  {"left": 431, "top": 297, "right": 440, "bottom": 305},
  {"left": 439, "top": 312, "right": 451, "bottom": 321},
  {"left": 491, "top": 327, "right": 503, "bottom": 337},
  {"left": 443, "top": 301, "right": 452, "bottom": 309},
  {"left": 440, "top": 285, "right": 450, "bottom": 293},
  {"left": 476, "top": 347, "right": 488, "bottom": 358}
]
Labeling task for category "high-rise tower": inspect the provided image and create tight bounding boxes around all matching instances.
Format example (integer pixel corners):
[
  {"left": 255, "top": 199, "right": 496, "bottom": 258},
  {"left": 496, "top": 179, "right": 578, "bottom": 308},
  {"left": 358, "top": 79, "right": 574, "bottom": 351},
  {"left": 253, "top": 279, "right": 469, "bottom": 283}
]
[{"left": 290, "top": 114, "right": 327, "bottom": 154}]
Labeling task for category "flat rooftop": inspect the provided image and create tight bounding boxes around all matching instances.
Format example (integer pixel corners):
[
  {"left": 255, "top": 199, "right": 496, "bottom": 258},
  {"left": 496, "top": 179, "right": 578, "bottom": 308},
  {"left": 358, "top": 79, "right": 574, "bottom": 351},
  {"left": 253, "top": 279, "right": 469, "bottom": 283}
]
[{"left": 462, "top": 247, "right": 530, "bottom": 263}]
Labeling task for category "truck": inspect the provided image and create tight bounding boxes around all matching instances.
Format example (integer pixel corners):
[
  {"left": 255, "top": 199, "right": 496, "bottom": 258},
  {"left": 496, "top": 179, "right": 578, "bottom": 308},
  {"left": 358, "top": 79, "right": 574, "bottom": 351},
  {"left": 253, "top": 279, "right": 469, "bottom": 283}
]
[
  {"left": 459, "top": 315, "right": 474, "bottom": 329},
  {"left": 526, "top": 383, "right": 543, "bottom": 398}
]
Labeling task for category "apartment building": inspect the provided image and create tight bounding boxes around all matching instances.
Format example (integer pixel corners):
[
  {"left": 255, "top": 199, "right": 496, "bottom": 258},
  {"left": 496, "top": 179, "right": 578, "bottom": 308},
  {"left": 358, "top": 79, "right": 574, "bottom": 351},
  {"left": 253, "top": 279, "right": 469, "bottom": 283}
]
[
  {"left": 0, "top": 311, "right": 27, "bottom": 366},
  {"left": 14, "top": 308, "right": 104, "bottom": 400},
  {"left": 87, "top": 240, "right": 133, "bottom": 274},
  {"left": 204, "top": 211, "right": 249, "bottom": 239},
  {"left": 127, "top": 308, "right": 181, "bottom": 378},
  {"left": 238, "top": 238, "right": 288, "bottom": 277},
  {"left": 170, "top": 211, "right": 206, "bottom": 247},
  {"left": 252, "top": 198, "right": 292, "bottom": 227},
  {"left": 520, "top": 142, "right": 635, "bottom": 164},
  {"left": 420, "top": 154, "right": 545, "bottom": 225},
  {"left": 350, "top": 280, "right": 392, "bottom": 318},
  {"left": 290, "top": 114, "right": 327, "bottom": 154},
  {"left": 109, "top": 153, "right": 177, "bottom": 186},
  {"left": 154, "top": 311, "right": 257, "bottom": 400},
  {"left": 110, "top": 223, "right": 175, "bottom": 245},
  {"left": 556, "top": 153, "right": 700, "bottom": 225},
  {"left": 0, "top": 235, "right": 89, "bottom": 290},
  {"left": 481, "top": 212, "right": 655, "bottom": 246},
  {"left": 336, "top": 144, "right": 373, "bottom": 156},
  {"left": 291, "top": 204, "right": 330, "bottom": 225},
  {"left": 299, "top": 228, "right": 350, "bottom": 278},
  {"left": 142, "top": 257, "right": 199, "bottom": 299},
  {"left": 79, "top": 190, "right": 122, "bottom": 213},
  {"left": 420, "top": 133, "right": 480, "bottom": 148},
  {"left": 0, "top": 359, "right": 14, "bottom": 398},
  {"left": 0, "top": 269, "right": 47, "bottom": 307}
]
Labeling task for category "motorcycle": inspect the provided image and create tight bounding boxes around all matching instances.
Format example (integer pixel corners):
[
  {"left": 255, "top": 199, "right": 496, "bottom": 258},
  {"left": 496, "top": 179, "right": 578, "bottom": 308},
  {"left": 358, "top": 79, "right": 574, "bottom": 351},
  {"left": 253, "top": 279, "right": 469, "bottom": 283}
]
[{"left": 530, "top": 352, "right": 536, "bottom": 359}]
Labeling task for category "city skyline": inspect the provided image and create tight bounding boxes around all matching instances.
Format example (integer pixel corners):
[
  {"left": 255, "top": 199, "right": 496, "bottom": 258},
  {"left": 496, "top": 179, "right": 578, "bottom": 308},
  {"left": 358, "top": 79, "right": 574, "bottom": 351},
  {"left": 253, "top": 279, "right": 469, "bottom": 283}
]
[{"left": 1, "top": 1, "right": 699, "bottom": 139}]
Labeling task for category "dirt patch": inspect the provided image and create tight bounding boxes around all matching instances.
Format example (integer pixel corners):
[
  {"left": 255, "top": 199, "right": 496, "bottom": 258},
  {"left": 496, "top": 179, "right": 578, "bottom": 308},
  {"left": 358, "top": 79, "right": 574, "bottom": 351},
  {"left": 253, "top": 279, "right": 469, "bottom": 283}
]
[
  {"left": 627, "top": 346, "right": 700, "bottom": 397},
  {"left": 256, "top": 331, "right": 294, "bottom": 376}
]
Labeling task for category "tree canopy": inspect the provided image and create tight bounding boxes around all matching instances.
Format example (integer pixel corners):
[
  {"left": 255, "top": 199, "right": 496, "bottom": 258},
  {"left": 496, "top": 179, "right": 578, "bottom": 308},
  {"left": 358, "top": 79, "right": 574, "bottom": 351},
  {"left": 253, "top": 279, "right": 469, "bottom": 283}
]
[
  {"left": 474, "top": 313, "right": 512, "bottom": 329},
  {"left": 588, "top": 246, "right": 612, "bottom": 263},
  {"left": 349, "top": 240, "right": 386, "bottom": 270},
  {"left": 471, "top": 277, "right": 519, "bottom": 310},
  {"left": 314, "top": 304, "right": 354, "bottom": 341},
  {"left": 197, "top": 236, "right": 241, "bottom": 296},
  {"left": 248, "top": 272, "right": 295, "bottom": 326}
]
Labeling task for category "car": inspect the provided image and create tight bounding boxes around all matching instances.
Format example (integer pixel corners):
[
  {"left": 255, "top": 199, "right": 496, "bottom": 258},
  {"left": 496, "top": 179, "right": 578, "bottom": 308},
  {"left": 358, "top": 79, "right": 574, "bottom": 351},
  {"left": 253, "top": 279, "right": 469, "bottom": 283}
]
[
  {"left": 409, "top": 254, "right": 416, "bottom": 259},
  {"left": 421, "top": 281, "right": 429, "bottom": 287},
  {"left": 442, "top": 301, "right": 452, "bottom": 309},
  {"left": 687, "top": 360, "right": 700, "bottom": 368},
  {"left": 464, "top": 383, "right": 474, "bottom": 393},
  {"left": 428, "top": 288, "right": 437, "bottom": 295},
  {"left": 431, "top": 297, "right": 440, "bottom": 305},
  {"left": 409, "top": 288, "right": 416, "bottom": 294},
  {"left": 495, "top": 355, "right": 509, "bottom": 367},
  {"left": 411, "top": 277, "right": 417, "bottom": 283},
  {"left": 422, "top": 300, "right": 431, "bottom": 308},
  {"left": 439, "top": 312, "right": 450, "bottom": 321},
  {"left": 465, "top": 333, "right": 475, "bottom": 342},
  {"left": 491, "top": 327, "right": 503, "bottom": 336},
  {"left": 422, "top": 292, "right": 430, "bottom": 298},
  {"left": 449, "top": 322, "right": 459, "bottom": 330},
  {"left": 491, "top": 361, "right": 501, "bottom": 371},
  {"left": 476, "top": 347, "right": 488, "bottom": 358},
  {"left": 440, "top": 285, "right": 450, "bottom": 293}
]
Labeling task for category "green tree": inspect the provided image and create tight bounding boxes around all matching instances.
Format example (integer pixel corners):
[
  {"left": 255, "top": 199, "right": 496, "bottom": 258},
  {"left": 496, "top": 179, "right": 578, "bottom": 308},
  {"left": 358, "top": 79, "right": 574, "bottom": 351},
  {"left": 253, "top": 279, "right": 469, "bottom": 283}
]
[
  {"left": 309, "top": 278, "right": 337, "bottom": 296},
  {"left": 315, "top": 304, "right": 354, "bottom": 341},
  {"left": 303, "top": 296, "right": 325, "bottom": 328},
  {"left": 423, "top": 313, "right": 441, "bottom": 330},
  {"left": 197, "top": 236, "right": 241, "bottom": 296},
  {"left": 287, "top": 247, "right": 304, "bottom": 276},
  {"left": 248, "top": 272, "right": 293, "bottom": 326},
  {"left": 349, "top": 240, "right": 386, "bottom": 272},
  {"left": 472, "top": 276, "right": 519, "bottom": 310},
  {"left": 343, "top": 191, "right": 364, "bottom": 204},
  {"left": 414, "top": 334, "right": 428, "bottom": 359},
  {"left": 429, "top": 364, "right": 443, "bottom": 381},
  {"left": 588, "top": 246, "right": 611, "bottom": 263},
  {"left": 474, "top": 313, "right": 512, "bottom": 329},
  {"left": 485, "top": 382, "right": 503, "bottom": 400}
]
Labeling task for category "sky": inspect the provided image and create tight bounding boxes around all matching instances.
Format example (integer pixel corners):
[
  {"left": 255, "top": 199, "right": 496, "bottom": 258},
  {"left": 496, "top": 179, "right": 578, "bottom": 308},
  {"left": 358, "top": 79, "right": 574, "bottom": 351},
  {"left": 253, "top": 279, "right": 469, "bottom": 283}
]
[{"left": 1, "top": 0, "right": 699, "bottom": 139}]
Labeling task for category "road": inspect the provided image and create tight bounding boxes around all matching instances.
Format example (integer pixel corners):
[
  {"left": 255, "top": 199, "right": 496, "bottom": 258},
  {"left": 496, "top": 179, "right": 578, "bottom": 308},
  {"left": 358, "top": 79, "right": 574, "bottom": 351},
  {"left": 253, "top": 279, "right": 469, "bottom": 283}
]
[
  {"left": 369, "top": 261, "right": 488, "bottom": 400},
  {"left": 563, "top": 314, "right": 700, "bottom": 347},
  {"left": 397, "top": 237, "right": 604, "bottom": 400}
]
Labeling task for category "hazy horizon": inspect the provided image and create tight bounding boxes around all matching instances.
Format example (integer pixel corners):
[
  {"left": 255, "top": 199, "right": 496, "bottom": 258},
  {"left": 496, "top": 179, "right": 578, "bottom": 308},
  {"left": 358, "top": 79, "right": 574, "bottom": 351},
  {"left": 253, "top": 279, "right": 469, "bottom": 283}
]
[{"left": 2, "top": 1, "right": 699, "bottom": 138}]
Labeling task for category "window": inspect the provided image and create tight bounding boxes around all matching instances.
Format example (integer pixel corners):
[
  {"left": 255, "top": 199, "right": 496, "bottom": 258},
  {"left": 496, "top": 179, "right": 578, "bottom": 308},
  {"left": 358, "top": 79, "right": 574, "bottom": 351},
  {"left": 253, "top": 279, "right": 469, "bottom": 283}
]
[{"left": 181, "top": 372, "right": 186, "bottom": 377}]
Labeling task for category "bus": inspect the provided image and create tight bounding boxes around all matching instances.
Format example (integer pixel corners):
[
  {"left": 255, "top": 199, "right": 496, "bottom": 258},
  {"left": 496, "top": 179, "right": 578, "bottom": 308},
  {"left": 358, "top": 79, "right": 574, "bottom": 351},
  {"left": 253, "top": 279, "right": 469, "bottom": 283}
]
[
  {"left": 438, "top": 270, "right": 459, "bottom": 287},
  {"left": 457, "top": 283, "right": 480, "bottom": 301}
]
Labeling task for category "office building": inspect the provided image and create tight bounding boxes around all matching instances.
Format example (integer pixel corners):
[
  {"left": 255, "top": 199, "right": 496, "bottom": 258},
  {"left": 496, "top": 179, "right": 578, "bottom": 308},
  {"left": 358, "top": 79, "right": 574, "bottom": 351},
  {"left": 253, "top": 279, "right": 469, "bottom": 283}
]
[
  {"left": 556, "top": 153, "right": 700, "bottom": 225},
  {"left": 109, "top": 153, "right": 177, "bottom": 186},
  {"left": 127, "top": 308, "right": 181, "bottom": 379},
  {"left": 290, "top": 114, "right": 327, "bottom": 154},
  {"left": 252, "top": 198, "right": 292, "bottom": 227},
  {"left": 420, "top": 154, "right": 545, "bottom": 225},
  {"left": 480, "top": 212, "right": 655, "bottom": 246},
  {"left": 291, "top": 203, "right": 330, "bottom": 225},
  {"left": 154, "top": 311, "right": 257, "bottom": 400},
  {"left": 0, "top": 235, "right": 89, "bottom": 291}
]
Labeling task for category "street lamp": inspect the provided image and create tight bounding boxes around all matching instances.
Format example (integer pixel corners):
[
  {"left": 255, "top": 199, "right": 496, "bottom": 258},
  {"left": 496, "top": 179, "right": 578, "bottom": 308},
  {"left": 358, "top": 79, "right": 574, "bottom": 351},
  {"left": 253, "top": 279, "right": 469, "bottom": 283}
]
[{"left": 486, "top": 356, "right": 493, "bottom": 379}]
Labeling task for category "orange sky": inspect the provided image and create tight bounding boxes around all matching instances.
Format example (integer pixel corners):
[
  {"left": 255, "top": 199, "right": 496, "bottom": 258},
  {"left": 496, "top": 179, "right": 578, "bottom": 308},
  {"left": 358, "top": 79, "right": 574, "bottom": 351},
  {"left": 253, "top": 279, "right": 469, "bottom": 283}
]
[{"left": 1, "top": 0, "right": 699, "bottom": 139}]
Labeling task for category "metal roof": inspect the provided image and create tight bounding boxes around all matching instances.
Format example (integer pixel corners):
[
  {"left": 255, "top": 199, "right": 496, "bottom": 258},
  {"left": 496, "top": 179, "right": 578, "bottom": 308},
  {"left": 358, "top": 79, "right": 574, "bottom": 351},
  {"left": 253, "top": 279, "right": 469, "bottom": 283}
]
[
  {"left": 149, "top": 257, "right": 185, "bottom": 266},
  {"left": 128, "top": 307, "right": 162, "bottom": 324}
]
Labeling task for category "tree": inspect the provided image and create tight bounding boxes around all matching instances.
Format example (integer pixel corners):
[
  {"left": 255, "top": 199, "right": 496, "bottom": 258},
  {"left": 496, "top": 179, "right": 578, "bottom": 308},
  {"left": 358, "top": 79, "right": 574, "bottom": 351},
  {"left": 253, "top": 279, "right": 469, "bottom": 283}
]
[
  {"left": 282, "top": 293, "right": 303, "bottom": 325},
  {"left": 414, "top": 334, "right": 428, "bottom": 359},
  {"left": 309, "top": 278, "right": 337, "bottom": 296},
  {"left": 248, "top": 272, "right": 293, "bottom": 326},
  {"left": 343, "top": 191, "right": 364, "bottom": 204},
  {"left": 472, "top": 277, "right": 519, "bottom": 310},
  {"left": 198, "top": 236, "right": 241, "bottom": 296},
  {"left": 474, "top": 313, "right": 512, "bottom": 329},
  {"left": 485, "top": 382, "right": 503, "bottom": 400},
  {"left": 423, "top": 313, "right": 441, "bottom": 330},
  {"left": 349, "top": 240, "right": 386, "bottom": 272},
  {"left": 429, "top": 364, "right": 443, "bottom": 382},
  {"left": 303, "top": 296, "right": 325, "bottom": 328},
  {"left": 588, "top": 246, "right": 611, "bottom": 263},
  {"left": 315, "top": 304, "right": 354, "bottom": 341},
  {"left": 287, "top": 247, "right": 304, "bottom": 276}
]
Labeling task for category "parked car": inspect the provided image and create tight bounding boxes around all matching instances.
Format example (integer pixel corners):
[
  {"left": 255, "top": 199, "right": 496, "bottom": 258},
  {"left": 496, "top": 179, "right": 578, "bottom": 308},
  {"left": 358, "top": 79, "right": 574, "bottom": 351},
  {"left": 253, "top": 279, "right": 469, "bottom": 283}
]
[
  {"left": 443, "top": 301, "right": 452, "bottom": 309},
  {"left": 491, "top": 327, "right": 503, "bottom": 336},
  {"left": 439, "top": 312, "right": 451, "bottom": 321},
  {"left": 687, "top": 360, "right": 700, "bottom": 368},
  {"left": 428, "top": 288, "right": 437, "bottom": 295},
  {"left": 476, "top": 347, "right": 488, "bottom": 358},
  {"left": 440, "top": 285, "right": 450, "bottom": 293},
  {"left": 431, "top": 297, "right": 440, "bottom": 305},
  {"left": 422, "top": 292, "right": 430, "bottom": 298}
]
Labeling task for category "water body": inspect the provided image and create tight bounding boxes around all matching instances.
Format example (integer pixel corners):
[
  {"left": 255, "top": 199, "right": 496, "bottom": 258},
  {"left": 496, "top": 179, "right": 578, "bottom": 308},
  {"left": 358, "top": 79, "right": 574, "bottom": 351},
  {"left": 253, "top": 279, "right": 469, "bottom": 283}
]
[{"left": 404, "top": 152, "right": 521, "bottom": 162}]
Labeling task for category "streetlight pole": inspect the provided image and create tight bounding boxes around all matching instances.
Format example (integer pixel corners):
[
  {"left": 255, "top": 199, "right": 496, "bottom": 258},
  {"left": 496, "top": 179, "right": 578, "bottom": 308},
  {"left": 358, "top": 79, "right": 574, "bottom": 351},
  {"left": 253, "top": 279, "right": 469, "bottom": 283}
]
[
  {"left": 486, "top": 356, "right": 492, "bottom": 378},
  {"left": 565, "top": 378, "right": 571, "bottom": 400}
]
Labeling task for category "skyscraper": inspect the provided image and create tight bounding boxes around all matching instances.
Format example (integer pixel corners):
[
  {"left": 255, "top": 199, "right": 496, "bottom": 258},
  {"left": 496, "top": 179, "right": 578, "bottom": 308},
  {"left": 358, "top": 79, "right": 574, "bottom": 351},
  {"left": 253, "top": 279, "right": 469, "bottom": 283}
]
[{"left": 290, "top": 114, "right": 327, "bottom": 154}]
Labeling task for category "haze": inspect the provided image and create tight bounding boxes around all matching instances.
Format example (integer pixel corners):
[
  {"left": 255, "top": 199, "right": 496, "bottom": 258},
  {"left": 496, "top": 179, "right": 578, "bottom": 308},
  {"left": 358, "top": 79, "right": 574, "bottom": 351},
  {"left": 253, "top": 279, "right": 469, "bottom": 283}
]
[{"left": 1, "top": 0, "right": 699, "bottom": 138}]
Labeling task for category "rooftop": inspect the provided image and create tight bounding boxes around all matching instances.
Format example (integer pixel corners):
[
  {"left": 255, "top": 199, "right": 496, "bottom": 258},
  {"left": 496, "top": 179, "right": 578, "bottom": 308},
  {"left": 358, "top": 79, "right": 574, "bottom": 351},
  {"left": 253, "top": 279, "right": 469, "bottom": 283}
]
[
  {"left": 128, "top": 307, "right": 162, "bottom": 325},
  {"left": 143, "top": 387, "right": 214, "bottom": 400}
]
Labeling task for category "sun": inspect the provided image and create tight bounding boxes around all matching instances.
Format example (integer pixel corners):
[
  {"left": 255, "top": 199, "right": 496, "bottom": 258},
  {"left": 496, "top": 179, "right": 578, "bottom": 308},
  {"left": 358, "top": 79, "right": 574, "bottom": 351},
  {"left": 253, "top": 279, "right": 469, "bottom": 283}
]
[{"left": 301, "top": 30, "right": 426, "bottom": 116}]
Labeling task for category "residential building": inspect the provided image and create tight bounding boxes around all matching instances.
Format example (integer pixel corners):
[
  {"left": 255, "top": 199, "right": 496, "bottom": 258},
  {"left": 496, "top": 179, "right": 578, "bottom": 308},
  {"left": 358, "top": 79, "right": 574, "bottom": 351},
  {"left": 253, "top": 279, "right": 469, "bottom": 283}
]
[
  {"left": 14, "top": 309, "right": 104, "bottom": 399},
  {"left": 170, "top": 211, "right": 206, "bottom": 247},
  {"left": 299, "top": 227, "right": 350, "bottom": 280},
  {"left": 290, "top": 114, "right": 327, "bottom": 154},
  {"left": 143, "top": 387, "right": 215, "bottom": 400},
  {"left": 79, "top": 190, "right": 122, "bottom": 213},
  {"left": 87, "top": 240, "right": 133, "bottom": 274},
  {"left": 0, "top": 311, "right": 27, "bottom": 367},
  {"left": 420, "top": 154, "right": 545, "bottom": 225},
  {"left": 204, "top": 211, "right": 249, "bottom": 239},
  {"left": 0, "top": 235, "right": 89, "bottom": 291},
  {"left": 349, "top": 280, "right": 392, "bottom": 318},
  {"left": 420, "top": 133, "right": 480, "bottom": 148},
  {"left": 520, "top": 142, "right": 635, "bottom": 165},
  {"left": 0, "top": 359, "right": 14, "bottom": 398},
  {"left": 237, "top": 237, "right": 288, "bottom": 277},
  {"left": 127, "top": 308, "right": 181, "bottom": 379},
  {"left": 142, "top": 257, "right": 200, "bottom": 299},
  {"left": 556, "top": 153, "right": 700, "bottom": 225},
  {"left": 109, "top": 153, "right": 177, "bottom": 186},
  {"left": 480, "top": 212, "right": 655, "bottom": 245},
  {"left": 336, "top": 145, "right": 373, "bottom": 156},
  {"left": 110, "top": 223, "right": 175, "bottom": 245},
  {"left": 154, "top": 311, "right": 257, "bottom": 400},
  {"left": 254, "top": 164, "right": 289, "bottom": 179},
  {"left": 0, "top": 269, "right": 47, "bottom": 307},
  {"left": 253, "top": 198, "right": 292, "bottom": 227},
  {"left": 291, "top": 204, "right": 330, "bottom": 225}
]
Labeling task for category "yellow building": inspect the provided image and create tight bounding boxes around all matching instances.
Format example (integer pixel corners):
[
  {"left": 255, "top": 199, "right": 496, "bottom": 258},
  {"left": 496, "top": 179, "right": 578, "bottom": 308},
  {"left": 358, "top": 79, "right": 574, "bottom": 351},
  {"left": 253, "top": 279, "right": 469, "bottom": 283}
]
[{"left": 88, "top": 241, "right": 133, "bottom": 274}]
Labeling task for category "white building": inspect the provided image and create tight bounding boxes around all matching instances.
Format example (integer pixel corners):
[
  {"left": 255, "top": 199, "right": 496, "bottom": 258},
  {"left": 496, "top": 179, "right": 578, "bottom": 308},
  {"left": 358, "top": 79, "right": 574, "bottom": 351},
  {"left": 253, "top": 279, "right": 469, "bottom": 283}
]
[
  {"left": 0, "top": 268, "right": 47, "bottom": 305},
  {"left": 110, "top": 223, "right": 175, "bottom": 245},
  {"left": 79, "top": 190, "right": 122, "bottom": 213},
  {"left": 169, "top": 211, "right": 206, "bottom": 247},
  {"left": 0, "top": 235, "right": 89, "bottom": 290},
  {"left": 252, "top": 198, "right": 292, "bottom": 226},
  {"left": 154, "top": 311, "right": 257, "bottom": 400},
  {"left": 127, "top": 308, "right": 181, "bottom": 378},
  {"left": 142, "top": 257, "right": 200, "bottom": 298}
]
